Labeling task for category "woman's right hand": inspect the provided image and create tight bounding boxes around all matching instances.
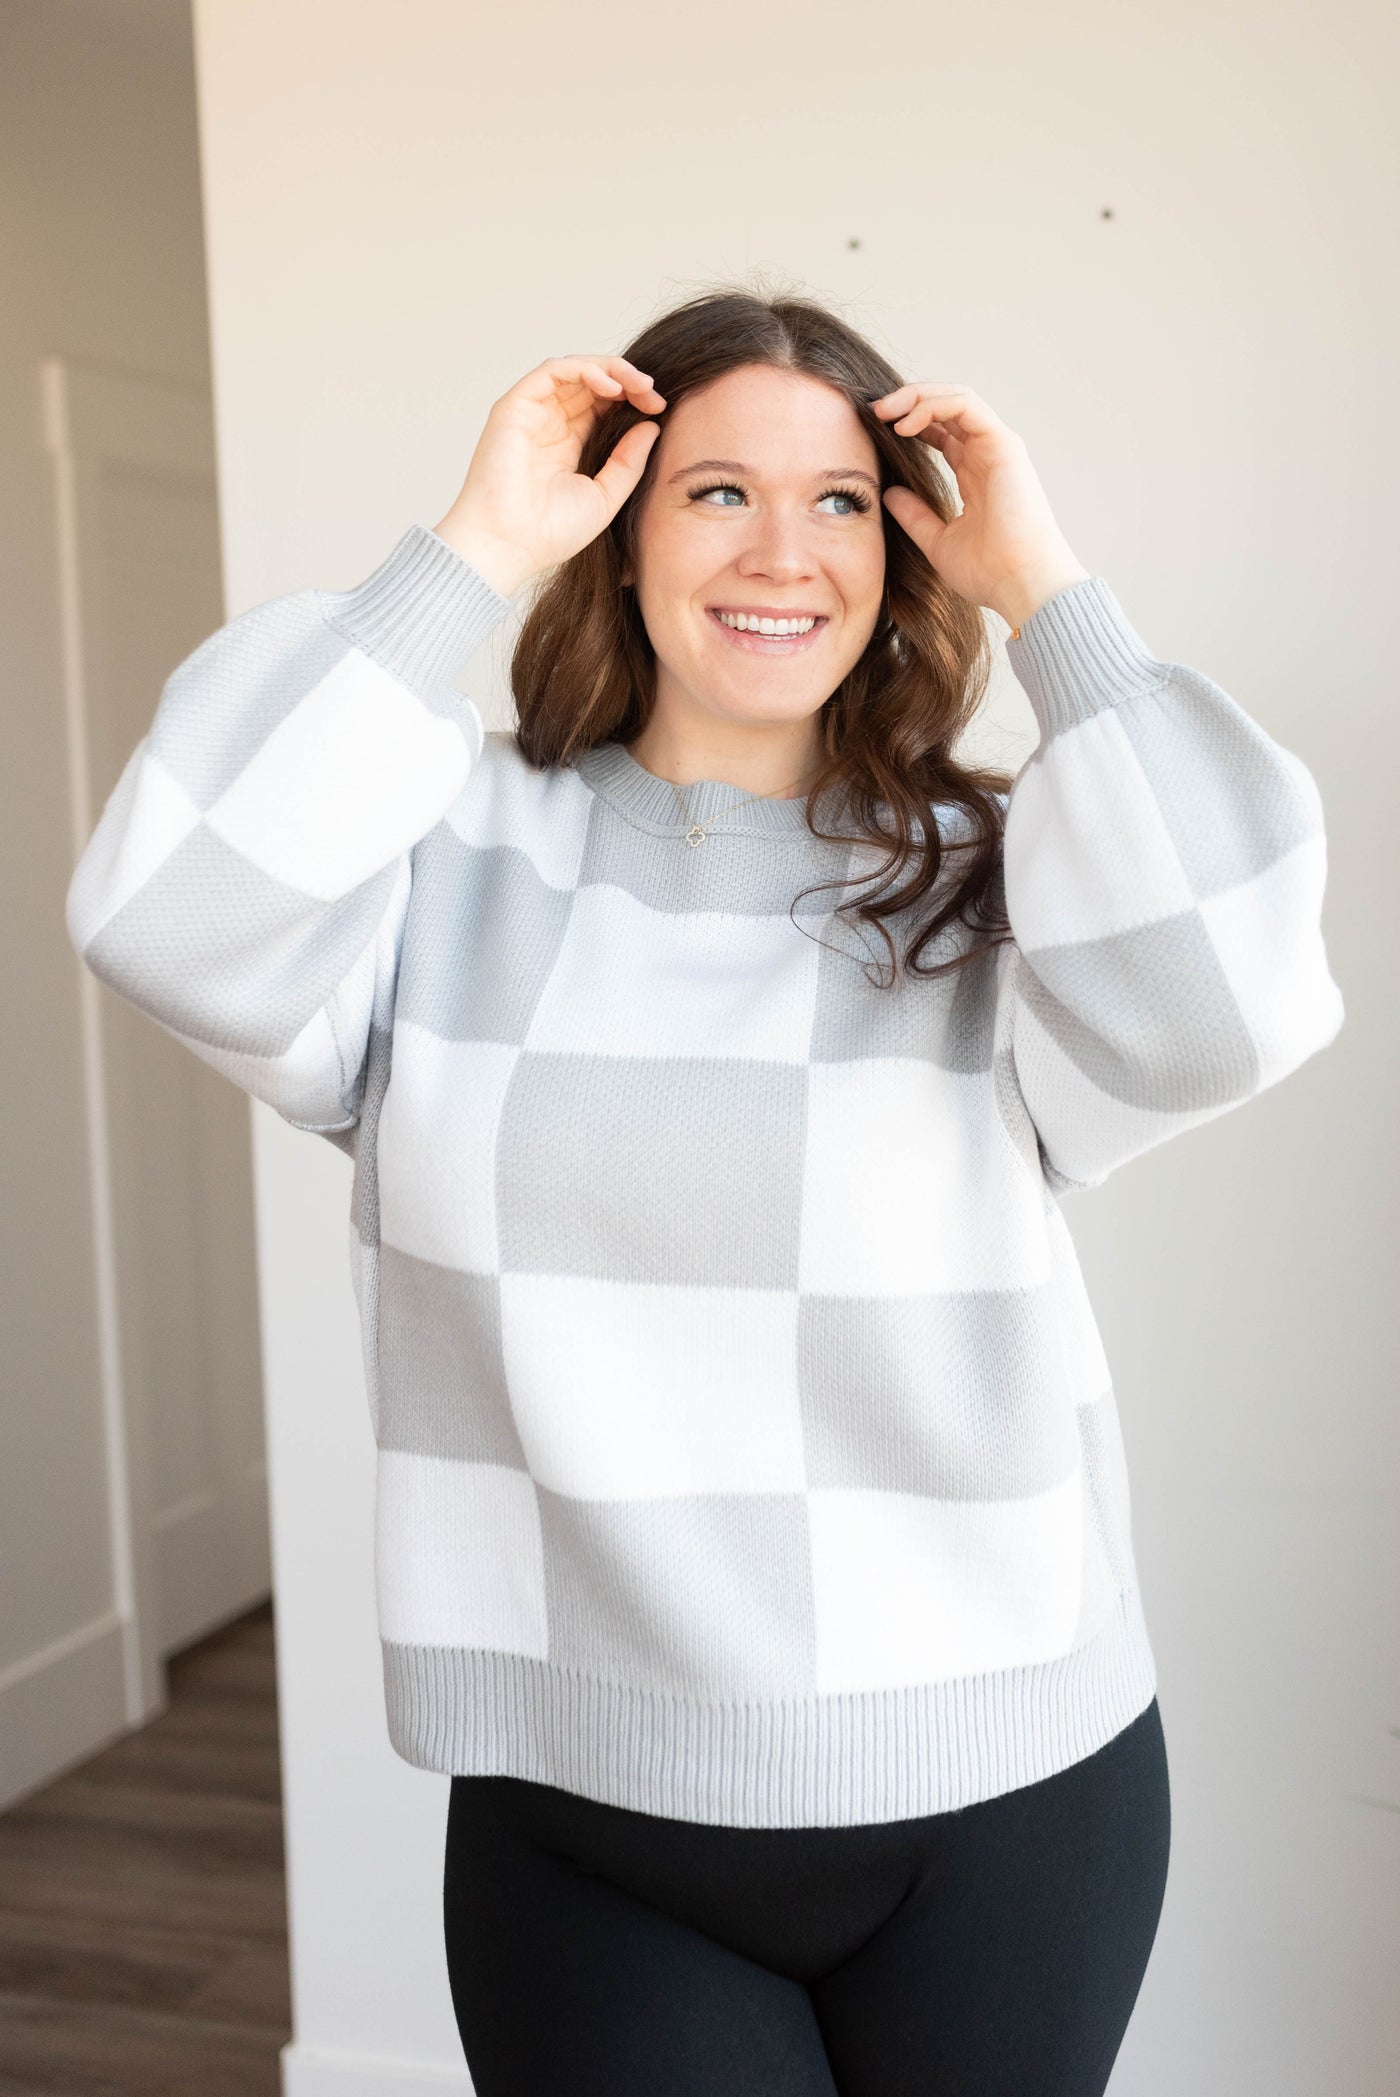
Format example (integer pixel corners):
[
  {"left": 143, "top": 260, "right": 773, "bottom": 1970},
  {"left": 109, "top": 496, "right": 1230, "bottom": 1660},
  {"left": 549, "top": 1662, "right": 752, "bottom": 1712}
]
[{"left": 431, "top": 356, "right": 666, "bottom": 596}]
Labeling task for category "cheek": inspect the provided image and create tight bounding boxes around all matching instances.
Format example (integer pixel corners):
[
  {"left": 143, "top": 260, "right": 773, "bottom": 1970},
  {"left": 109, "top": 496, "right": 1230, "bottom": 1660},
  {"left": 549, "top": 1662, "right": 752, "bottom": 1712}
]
[
  {"left": 636, "top": 525, "right": 700, "bottom": 618},
  {"left": 632, "top": 532, "right": 712, "bottom": 665},
  {"left": 838, "top": 533, "right": 887, "bottom": 625}
]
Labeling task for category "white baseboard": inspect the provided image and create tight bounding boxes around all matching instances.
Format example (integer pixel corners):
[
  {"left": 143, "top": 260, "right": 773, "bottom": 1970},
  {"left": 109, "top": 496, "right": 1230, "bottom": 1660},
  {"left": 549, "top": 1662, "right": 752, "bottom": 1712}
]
[
  {"left": 0, "top": 1610, "right": 130, "bottom": 1809},
  {"left": 282, "top": 2043, "right": 473, "bottom": 2095}
]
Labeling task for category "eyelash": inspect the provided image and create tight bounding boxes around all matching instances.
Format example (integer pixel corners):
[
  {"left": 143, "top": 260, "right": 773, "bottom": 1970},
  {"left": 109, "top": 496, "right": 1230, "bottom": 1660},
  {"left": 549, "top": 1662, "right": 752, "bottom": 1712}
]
[{"left": 687, "top": 479, "right": 874, "bottom": 516}]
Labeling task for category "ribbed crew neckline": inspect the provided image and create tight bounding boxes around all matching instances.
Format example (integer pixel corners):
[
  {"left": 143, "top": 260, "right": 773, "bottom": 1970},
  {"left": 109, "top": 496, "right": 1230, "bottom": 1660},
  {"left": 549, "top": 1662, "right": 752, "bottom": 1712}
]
[{"left": 574, "top": 740, "right": 824, "bottom": 838}]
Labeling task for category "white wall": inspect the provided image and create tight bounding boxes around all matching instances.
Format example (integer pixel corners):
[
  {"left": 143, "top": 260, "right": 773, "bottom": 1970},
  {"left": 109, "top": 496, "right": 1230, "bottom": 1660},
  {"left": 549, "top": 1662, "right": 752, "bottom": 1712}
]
[
  {"left": 190, "top": 2, "right": 1399, "bottom": 2090},
  {"left": 0, "top": 0, "right": 222, "bottom": 1796}
]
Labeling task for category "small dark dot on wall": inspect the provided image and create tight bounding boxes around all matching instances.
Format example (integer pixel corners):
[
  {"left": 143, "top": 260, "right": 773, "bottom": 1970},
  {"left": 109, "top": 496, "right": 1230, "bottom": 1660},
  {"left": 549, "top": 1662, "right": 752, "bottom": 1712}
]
[
  {"left": 1101, "top": 207, "right": 1115, "bottom": 219},
  {"left": 848, "top": 237, "right": 862, "bottom": 249}
]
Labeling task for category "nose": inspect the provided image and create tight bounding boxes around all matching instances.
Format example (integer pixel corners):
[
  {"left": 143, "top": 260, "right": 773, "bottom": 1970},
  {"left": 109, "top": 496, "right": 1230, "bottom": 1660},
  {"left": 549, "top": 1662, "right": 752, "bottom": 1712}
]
[{"left": 735, "top": 505, "right": 818, "bottom": 584}]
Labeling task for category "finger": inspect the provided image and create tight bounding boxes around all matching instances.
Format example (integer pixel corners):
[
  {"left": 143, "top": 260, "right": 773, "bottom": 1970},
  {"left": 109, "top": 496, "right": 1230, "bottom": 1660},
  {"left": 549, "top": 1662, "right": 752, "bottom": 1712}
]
[
  {"left": 882, "top": 482, "right": 946, "bottom": 557},
  {"left": 887, "top": 403, "right": 951, "bottom": 440},
  {"left": 590, "top": 419, "right": 661, "bottom": 520},
  {"left": 600, "top": 359, "right": 667, "bottom": 411},
  {"left": 550, "top": 366, "right": 661, "bottom": 448},
  {"left": 920, "top": 421, "right": 968, "bottom": 469},
  {"left": 893, "top": 404, "right": 987, "bottom": 445},
  {"left": 518, "top": 355, "right": 665, "bottom": 412},
  {"left": 895, "top": 409, "right": 975, "bottom": 443},
  {"left": 877, "top": 410, "right": 969, "bottom": 478},
  {"left": 872, "top": 383, "right": 1002, "bottom": 440},
  {"left": 579, "top": 360, "right": 667, "bottom": 412},
  {"left": 869, "top": 380, "right": 977, "bottom": 414},
  {"left": 578, "top": 353, "right": 662, "bottom": 396}
]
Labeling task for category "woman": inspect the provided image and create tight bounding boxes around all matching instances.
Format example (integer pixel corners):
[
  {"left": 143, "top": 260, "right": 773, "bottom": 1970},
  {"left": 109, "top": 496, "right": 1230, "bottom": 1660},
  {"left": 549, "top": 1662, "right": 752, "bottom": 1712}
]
[{"left": 65, "top": 286, "right": 1344, "bottom": 2095}]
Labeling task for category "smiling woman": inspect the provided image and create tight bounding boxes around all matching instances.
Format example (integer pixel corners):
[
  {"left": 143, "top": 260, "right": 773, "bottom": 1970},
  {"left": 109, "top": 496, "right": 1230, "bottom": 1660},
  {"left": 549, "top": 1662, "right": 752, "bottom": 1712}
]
[
  {"left": 622, "top": 365, "right": 888, "bottom": 774},
  {"left": 499, "top": 292, "right": 1023, "bottom": 980},
  {"left": 64, "top": 278, "right": 1344, "bottom": 2097}
]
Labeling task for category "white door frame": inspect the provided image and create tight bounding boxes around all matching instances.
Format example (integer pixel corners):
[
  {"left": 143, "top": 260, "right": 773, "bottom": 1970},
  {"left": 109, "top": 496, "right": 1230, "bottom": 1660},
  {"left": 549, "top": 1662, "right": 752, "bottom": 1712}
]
[{"left": 43, "top": 354, "right": 225, "bottom": 1730}]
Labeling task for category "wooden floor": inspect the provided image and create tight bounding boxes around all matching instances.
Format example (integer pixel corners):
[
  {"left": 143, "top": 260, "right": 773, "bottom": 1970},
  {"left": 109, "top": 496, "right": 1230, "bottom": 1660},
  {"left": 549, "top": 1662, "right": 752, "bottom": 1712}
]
[{"left": 0, "top": 1602, "right": 291, "bottom": 2096}]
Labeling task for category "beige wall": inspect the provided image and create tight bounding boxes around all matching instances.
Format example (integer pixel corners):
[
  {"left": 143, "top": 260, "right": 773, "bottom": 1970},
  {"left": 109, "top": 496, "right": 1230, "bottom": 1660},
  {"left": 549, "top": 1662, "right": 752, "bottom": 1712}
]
[
  {"left": 190, "top": 2, "right": 1397, "bottom": 2091},
  {"left": 0, "top": 0, "right": 217, "bottom": 1771}
]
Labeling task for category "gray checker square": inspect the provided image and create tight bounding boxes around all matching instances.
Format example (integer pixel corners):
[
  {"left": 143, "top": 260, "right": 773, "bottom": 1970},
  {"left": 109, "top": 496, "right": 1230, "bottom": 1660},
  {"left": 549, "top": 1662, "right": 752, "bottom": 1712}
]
[
  {"left": 88, "top": 820, "right": 397, "bottom": 1059},
  {"left": 576, "top": 798, "right": 857, "bottom": 922},
  {"left": 375, "top": 1245, "right": 525, "bottom": 1469},
  {"left": 796, "top": 1287, "right": 1081, "bottom": 1502},
  {"left": 808, "top": 919, "right": 1001, "bottom": 1073},
  {"left": 396, "top": 826, "right": 577, "bottom": 1047},
  {"left": 537, "top": 1481, "right": 819, "bottom": 1699},
  {"left": 495, "top": 1051, "right": 810, "bottom": 1290},
  {"left": 147, "top": 598, "right": 349, "bottom": 807},
  {"left": 1114, "top": 672, "right": 1319, "bottom": 901}
]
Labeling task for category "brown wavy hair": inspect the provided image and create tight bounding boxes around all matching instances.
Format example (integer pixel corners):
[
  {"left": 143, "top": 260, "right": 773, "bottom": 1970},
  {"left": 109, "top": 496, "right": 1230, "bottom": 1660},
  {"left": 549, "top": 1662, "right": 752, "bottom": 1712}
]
[{"left": 510, "top": 282, "right": 1015, "bottom": 985}]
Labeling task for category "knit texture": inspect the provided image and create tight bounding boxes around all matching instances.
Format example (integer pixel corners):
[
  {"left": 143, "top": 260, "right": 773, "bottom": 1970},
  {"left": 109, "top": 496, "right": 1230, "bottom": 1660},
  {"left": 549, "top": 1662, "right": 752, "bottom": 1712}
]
[{"left": 65, "top": 525, "right": 1344, "bottom": 1827}]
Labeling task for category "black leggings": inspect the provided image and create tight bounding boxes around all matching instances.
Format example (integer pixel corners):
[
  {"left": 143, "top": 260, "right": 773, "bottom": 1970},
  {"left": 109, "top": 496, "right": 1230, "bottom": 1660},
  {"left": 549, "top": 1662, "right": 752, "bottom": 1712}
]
[{"left": 443, "top": 1695, "right": 1170, "bottom": 2096}]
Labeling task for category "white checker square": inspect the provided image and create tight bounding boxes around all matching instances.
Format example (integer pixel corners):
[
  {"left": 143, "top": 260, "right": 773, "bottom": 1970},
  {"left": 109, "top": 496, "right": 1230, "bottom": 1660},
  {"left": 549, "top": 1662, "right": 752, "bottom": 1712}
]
[
  {"left": 522, "top": 883, "right": 821, "bottom": 1061},
  {"left": 1009, "top": 992, "right": 1182, "bottom": 1188},
  {"left": 1199, "top": 834, "right": 1343, "bottom": 1082},
  {"left": 1079, "top": 1389, "right": 1131, "bottom": 1573},
  {"left": 169, "top": 999, "right": 357, "bottom": 1128},
  {"left": 445, "top": 736, "right": 595, "bottom": 893},
  {"left": 1005, "top": 707, "right": 1196, "bottom": 949},
  {"left": 206, "top": 648, "right": 474, "bottom": 899},
  {"left": 378, "top": 1024, "right": 518, "bottom": 1271},
  {"left": 375, "top": 1450, "right": 548, "bottom": 1655},
  {"left": 66, "top": 743, "right": 201, "bottom": 950},
  {"left": 1045, "top": 1202, "right": 1113, "bottom": 1403},
  {"left": 809, "top": 1468, "right": 1085, "bottom": 1694},
  {"left": 1073, "top": 1460, "right": 1123, "bottom": 1646},
  {"left": 800, "top": 1058, "right": 1050, "bottom": 1293},
  {"left": 499, "top": 1273, "right": 806, "bottom": 1498}
]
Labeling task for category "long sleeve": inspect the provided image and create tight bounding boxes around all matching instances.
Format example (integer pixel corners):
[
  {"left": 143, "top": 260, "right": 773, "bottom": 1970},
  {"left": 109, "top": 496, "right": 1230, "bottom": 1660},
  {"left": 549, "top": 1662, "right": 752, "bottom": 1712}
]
[
  {"left": 996, "top": 576, "right": 1344, "bottom": 1193},
  {"left": 65, "top": 524, "right": 511, "bottom": 1140}
]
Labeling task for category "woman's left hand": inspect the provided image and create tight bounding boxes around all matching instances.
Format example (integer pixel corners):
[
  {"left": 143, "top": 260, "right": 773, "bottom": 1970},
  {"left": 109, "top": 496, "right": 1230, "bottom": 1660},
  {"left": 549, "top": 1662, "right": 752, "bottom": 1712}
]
[{"left": 871, "top": 382, "right": 1090, "bottom": 630}]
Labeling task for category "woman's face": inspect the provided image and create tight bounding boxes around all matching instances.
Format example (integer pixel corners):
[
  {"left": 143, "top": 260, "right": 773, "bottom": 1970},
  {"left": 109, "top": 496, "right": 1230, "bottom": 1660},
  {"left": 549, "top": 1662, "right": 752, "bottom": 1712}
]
[{"left": 628, "top": 364, "right": 887, "bottom": 735}]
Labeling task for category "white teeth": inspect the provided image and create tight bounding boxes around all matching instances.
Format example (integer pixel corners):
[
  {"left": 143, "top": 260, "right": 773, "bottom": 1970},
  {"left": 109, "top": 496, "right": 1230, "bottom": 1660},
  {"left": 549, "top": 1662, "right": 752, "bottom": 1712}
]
[{"left": 715, "top": 611, "right": 818, "bottom": 635}]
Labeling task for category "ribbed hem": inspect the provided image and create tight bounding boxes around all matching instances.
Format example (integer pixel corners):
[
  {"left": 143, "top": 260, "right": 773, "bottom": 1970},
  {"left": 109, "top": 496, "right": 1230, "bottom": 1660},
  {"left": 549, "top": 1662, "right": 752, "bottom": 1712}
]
[
  {"left": 381, "top": 1582, "right": 1158, "bottom": 1828},
  {"left": 1006, "top": 576, "right": 1169, "bottom": 741},
  {"left": 320, "top": 524, "right": 512, "bottom": 692}
]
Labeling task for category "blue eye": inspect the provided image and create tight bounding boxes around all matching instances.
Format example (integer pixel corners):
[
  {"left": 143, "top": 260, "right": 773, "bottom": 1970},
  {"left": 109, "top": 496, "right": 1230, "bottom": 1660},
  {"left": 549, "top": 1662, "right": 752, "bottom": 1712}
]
[
  {"left": 686, "top": 479, "right": 873, "bottom": 515},
  {"left": 816, "top": 487, "right": 873, "bottom": 516}
]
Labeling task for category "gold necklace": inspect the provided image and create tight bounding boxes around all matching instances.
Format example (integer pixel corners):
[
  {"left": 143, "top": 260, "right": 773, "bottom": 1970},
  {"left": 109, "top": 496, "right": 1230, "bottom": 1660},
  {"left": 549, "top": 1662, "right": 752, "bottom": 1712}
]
[{"left": 666, "top": 770, "right": 814, "bottom": 847}]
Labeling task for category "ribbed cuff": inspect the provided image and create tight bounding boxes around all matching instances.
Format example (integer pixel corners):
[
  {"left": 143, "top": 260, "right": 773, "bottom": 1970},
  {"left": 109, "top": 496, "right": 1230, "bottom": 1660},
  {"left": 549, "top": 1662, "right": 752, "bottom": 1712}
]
[
  {"left": 320, "top": 523, "right": 512, "bottom": 691},
  {"left": 1006, "top": 576, "right": 1167, "bottom": 740}
]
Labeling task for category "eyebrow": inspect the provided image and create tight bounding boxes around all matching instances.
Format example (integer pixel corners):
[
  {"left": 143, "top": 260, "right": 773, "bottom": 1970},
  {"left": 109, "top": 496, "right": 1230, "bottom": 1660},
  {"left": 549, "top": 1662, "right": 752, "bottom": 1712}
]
[{"left": 665, "top": 457, "right": 881, "bottom": 490}]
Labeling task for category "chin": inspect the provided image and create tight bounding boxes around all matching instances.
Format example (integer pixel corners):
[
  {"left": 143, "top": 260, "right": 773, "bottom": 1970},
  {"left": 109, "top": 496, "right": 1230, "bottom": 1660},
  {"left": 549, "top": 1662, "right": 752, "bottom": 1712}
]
[{"left": 710, "top": 677, "right": 826, "bottom": 724}]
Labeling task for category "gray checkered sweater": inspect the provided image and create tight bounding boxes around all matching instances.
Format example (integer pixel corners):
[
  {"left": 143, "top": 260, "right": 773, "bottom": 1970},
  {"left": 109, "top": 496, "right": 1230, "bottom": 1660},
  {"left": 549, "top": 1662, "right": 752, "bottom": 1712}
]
[{"left": 66, "top": 523, "right": 1344, "bottom": 1827}]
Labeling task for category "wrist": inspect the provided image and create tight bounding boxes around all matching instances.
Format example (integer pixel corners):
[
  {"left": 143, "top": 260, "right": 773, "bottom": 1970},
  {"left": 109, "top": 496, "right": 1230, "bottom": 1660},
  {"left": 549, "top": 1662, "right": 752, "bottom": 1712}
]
[
  {"left": 988, "top": 552, "right": 1092, "bottom": 630},
  {"left": 429, "top": 512, "right": 536, "bottom": 598}
]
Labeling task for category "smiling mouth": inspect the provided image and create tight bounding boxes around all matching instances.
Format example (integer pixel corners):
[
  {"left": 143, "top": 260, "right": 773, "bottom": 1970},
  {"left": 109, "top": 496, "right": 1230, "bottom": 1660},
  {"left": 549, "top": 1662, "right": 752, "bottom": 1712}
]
[{"left": 707, "top": 607, "right": 829, "bottom": 651}]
